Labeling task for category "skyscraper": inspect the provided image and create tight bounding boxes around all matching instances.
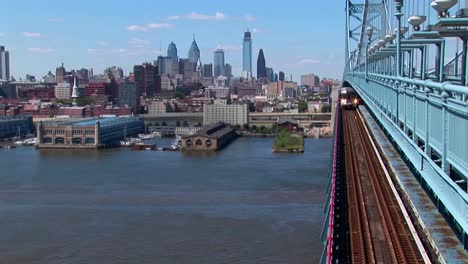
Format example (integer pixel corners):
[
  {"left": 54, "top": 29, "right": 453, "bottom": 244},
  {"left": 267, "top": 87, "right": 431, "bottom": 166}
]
[
  {"left": 167, "top": 42, "right": 178, "bottom": 63},
  {"left": 224, "top": 64, "right": 232, "bottom": 78},
  {"left": 56, "top": 63, "right": 66, "bottom": 83},
  {"left": 188, "top": 36, "right": 200, "bottom": 65},
  {"left": 213, "top": 49, "right": 225, "bottom": 77},
  {"left": 266, "top": 67, "right": 274, "bottom": 82},
  {"left": 256, "top": 49, "right": 266, "bottom": 79},
  {"left": 279, "top": 71, "right": 285, "bottom": 81},
  {"left": 133, "top": 63, "right": 160, "bottom": 97},
  {"left": 0, "top": 46, "right": 10, "bottom": 80},
  {"left": 242, "top": 31, "right": 252, "bottom": 76},
  {"left": 203, "top": 64, "right": 213, "bottom": 78}
]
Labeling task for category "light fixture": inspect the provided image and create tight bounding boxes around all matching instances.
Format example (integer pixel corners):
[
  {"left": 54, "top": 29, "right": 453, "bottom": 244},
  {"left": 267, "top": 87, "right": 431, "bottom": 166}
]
[
  {"left": 408, "top": 15, "right": 427, "bottom": 31},
  {"left": 385, "top": 34, "right": 396, "bottom": 43},
  {"left": 378, "top": 39, "right": 386, "bottom": 47},
  {"left": 394, "top": 27, "right": 409, "bottom": 37},
  {"left": 432, "top": 0, "right": 458, "bottom": 18},
  {"left": 366, "top": 27, "right": 374, "bottom": 38}
]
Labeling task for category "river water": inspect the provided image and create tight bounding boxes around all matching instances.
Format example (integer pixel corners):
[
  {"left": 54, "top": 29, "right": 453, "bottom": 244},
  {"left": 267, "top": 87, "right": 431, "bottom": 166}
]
[{"left": 0, "top": 137, "right": 331, "bottom": 264}]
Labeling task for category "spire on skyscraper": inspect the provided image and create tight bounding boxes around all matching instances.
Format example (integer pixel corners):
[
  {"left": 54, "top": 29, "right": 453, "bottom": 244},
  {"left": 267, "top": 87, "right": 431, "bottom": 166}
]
[
  {"left": 71, "top": 77, "right": 79, "bottom": 98},
  {"left": 188, "top": 35, "right": 200, "bottom": 64}
]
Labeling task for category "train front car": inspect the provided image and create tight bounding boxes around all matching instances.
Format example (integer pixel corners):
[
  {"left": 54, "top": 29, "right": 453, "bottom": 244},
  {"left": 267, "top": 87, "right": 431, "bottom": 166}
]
[{"left": 339, "top": 87, "right": 359, "bottom": 109}]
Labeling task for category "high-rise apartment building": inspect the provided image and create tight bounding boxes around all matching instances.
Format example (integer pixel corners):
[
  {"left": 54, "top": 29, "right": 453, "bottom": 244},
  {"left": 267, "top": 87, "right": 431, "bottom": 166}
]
[
  {"left": 242, "top": 31, "right": 252, "bottom": 75},
  {"left": 55, "top": 82, "right": 72, "bottom": 99},
  {"left": 257, "top": 49, "right": 266, "bottom": 79},
  {"left": 133, "top": 63, "right": 160, "bottom": 97},
  {"left": 213, "top": 49, "right": 225, "bottom": 77},
  {"left": 0, "top": 46, "right": 10, "bottom": 80},
  {"left": 119, "top": 81, "right": 139, "bottom": 111},
  {"left": 203, "top": 103, "right": 248, "bottom": 126}
]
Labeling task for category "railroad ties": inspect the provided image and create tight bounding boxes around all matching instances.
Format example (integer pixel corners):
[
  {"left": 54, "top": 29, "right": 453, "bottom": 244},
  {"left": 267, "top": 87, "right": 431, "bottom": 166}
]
[{"left": 342, "top": 108, "right": 429, "bottom": 264}]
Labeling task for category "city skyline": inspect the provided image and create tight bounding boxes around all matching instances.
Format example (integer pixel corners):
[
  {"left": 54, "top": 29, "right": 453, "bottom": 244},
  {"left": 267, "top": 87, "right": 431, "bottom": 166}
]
[{"left": 0, "top": 0, "right": 344, "bottom": 81}]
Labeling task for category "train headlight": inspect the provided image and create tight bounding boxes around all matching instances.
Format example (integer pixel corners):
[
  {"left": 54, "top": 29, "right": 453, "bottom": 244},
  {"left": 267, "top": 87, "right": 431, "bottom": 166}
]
[{"left": 353, "top": 99, "right": 358, "bottom": 104}]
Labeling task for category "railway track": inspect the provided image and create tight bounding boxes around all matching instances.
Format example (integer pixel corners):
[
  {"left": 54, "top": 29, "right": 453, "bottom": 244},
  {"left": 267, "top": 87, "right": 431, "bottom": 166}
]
[{"left": 343, "top": 108, "right": 430, "bottom": 264}]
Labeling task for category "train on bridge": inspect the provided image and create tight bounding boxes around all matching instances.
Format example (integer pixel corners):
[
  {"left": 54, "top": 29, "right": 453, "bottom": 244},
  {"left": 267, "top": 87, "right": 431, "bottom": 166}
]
[{"left": 339, "top": 87, "right": 360, "bottom": 109}]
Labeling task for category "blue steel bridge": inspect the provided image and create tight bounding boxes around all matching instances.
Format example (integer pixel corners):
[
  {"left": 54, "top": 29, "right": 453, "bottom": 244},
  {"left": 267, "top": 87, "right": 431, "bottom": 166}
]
[{"left": 322, "top": 0, "right": 468, "bottom": 263}]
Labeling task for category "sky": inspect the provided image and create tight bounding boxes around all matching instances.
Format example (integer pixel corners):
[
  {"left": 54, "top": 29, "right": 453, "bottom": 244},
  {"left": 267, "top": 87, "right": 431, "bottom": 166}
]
[{"left": 1, "top": 0, "right": 345, "bottom": 82}]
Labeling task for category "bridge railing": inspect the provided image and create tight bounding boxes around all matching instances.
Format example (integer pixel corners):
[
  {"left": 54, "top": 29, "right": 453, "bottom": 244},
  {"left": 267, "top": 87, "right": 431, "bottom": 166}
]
[
  {"left": 320, "top": 101, "right": 341, "bottom": 264},
  {"left": 344, "top": 71, "right": 468, "bottom": 243}
]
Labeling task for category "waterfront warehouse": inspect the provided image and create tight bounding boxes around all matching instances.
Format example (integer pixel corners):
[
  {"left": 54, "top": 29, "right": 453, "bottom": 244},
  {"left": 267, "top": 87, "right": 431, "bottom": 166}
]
[
  {"left": 36, "top": 117, "right": 144, "bottom": 149},
  {"left": 180, "top": 122, "right": 236, "bottom": 151},
  {"left": 0, "top": 116, "right": 34, "bottom": 139}
]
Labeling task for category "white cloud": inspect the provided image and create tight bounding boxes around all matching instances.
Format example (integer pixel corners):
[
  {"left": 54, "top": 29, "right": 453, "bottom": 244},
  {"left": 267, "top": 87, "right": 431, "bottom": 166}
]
[
  {"left": 127, "top": 25, "right": 148, "bottom": 32},
  {"left": 147, "top": 23, "right": 171, "bottom": 29},
  {"left": 168, "top": 11, "right": 228, "bottom": 21},
  {"left": 245, "top": 15, "right": 255, "bottom": 22},
  {"left": 27, "top": 47, "right": 54, "bottom": 53},
  {"left": 298, "top": 58, "right": 321, "bottom": 64},
  {"left": 97, "top": 41, "right": 109, "bottom": 47},
  {"left": 186, "top": 11, "right": 227, "bottom": 20},
  {"left": 129, "top": 37, "right": 150, "bottom": 48},
  {"left": 23, "top": 32, "right": 41, "bottom": 37},
  {"left": 126, "top": 23, "right": 172, "bottom": 32},
  {"left": 0, "top": 33, "right": 4, "bottom": 37},
  {"left": 251, "top": 28, "right": 261, "bottom": 33},
  {"left": 167, "top": 15, "right": 181, "bottom": 20},
  {"left": 88, "top": 48, "right": 127, "bottom": 55}
]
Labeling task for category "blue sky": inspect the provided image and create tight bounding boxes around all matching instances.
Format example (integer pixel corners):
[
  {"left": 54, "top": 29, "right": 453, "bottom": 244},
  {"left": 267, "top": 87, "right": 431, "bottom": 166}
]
[{"left": 1, "top": 0, "right": 345, "bottom": 81}]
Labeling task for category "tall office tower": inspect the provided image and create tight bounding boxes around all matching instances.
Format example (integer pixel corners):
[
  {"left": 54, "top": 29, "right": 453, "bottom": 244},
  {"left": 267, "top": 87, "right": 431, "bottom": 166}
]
[
  {"left": 188, "top": 35, "right": 200, "bottom": 65},
  {"left": 213, "top": 49, "right": 225, "bottom": 77},
  {"left": 133, "top": 63, "right": 160, "bottom": 97},
  {"left": 266, "top": 67, "right": 274, "bottom": 82},
  {"left": 105, "top": 66, "right": 124, "bottom": 80},
  {"left": 203, "top": 64, "right": 213, "bottom": 78},
  {"left": 55, "top": 63, "right": 66, "bottom": 83},
  {"left": 242, "top": 31, "right": 252, "bottom": 75},
  {"left": 301, "top": 73, "right": 320, "bottom": 88},
  {"left": 179, "top": 58, "right": 195, "bottom": 82},
  {"left": 256, "top": 49, "right": 266, "bottom": 79},
  {"left": 279, "top": 71, "right": 285, "bottom": 81},
  {"left": 167, "top": 42, "right": 178, "bottom": 63},
  {"left": 0, "top": 46, "right": 10, "bottom": 80},
  {"left": 224, "top": 64, "right": 232, "bottom": 78}
]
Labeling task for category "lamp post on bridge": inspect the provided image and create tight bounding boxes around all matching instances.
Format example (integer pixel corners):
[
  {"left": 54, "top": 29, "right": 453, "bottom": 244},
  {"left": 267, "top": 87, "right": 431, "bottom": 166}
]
[
  {"left": 365, "top": 27, "right": 373, "bottom": 80},
  {"left": 395, "top": 0, "right": 403, "bottom": 124}
]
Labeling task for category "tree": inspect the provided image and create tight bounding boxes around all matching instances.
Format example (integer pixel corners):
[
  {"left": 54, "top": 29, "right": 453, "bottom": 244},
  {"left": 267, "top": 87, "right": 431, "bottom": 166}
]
[
  {"left": 243, "top": 124, "right": 250, "bottom": 130},
  {"left": 176, "top": 121, "right": 181, "bottom": 127},
  {"left": 161, "top": 121, "right": 167, "bottom": 126},
  {"left": 251, "top": 125, "right": 257, "bottom": 132},
  {"left": 75, "top": 97, "right": 95, "bottom": 107},
  {"left": 174, "top": 91, "right": 185, "bottom": 99},
  {"left": 196, "top": 122, "right": 202, "bottom": 127},
  {"left": 271, "top": 123, "right": 278, "bottom": 133},
  {"left": 298, "top": 100, "right": 308, "bottom": 113},
  {"left": 321, "top": 104, "right": 331, "bottom": 113},
  {"left": 234, "top": 124, "right": 241, "bottom": 130},
  {"left": 155, "top": 122, "right": 160, "bottom": 126},
  {"left": 182, "top": 121, "right": 189, "bottom": 127}
]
